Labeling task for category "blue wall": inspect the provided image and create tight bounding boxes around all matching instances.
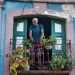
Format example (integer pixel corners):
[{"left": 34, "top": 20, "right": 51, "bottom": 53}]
[
  {"left": 47, "top": 3, "right": 63, "bottom": 11},
  {"left": 4, "top": 2, "right": 33, "bottom": 12},
  {"left": 0, "top": 8, "right": 5, "bottom": 75},
  {"left": 0, "top": 1, "right": 33, "bottom": 75}
]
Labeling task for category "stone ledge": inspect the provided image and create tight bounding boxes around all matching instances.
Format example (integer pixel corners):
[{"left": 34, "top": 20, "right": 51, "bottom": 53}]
[
  {"left": 17, "top": 70, "right": 71, "bottom": 75},
  {"left": 15, "top": 0, "right": 75, "bottom": 3}
]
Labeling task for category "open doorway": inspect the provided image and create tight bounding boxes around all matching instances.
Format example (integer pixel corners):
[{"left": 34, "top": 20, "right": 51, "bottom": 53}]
[
  {"left": 27, "top": 16, "right": 51, "bottom": 38},
  {"left": 27, "top": 16, "right": 52, "bottom": 68}
]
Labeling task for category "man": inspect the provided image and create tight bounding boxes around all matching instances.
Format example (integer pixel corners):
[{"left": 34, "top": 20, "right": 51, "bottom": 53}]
[
  {"left": 29, "top": 18, "right": 44, "bottom": 43},
  {"left": 29, "top": 18, "right": 44, "bottom": 68}
]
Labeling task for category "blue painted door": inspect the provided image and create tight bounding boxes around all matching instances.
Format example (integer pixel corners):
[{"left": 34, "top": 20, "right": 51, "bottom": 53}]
[
  {"left": 51, "top": 18, "right": 66, "bottom": 56},
  {"left": 13, "top": 19, "right": 27, "bottom": 49}
]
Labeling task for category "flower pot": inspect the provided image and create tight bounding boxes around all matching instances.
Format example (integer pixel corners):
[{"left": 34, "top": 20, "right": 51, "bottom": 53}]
[
  {"left": 16, "top": 65, "right": 25, "bottom": 73},
  {"left": 24, "top": 65, "right": 30, "bottom": 71},
  {"left": 45, "top": 45, "right": 52, "bottom": 49}
]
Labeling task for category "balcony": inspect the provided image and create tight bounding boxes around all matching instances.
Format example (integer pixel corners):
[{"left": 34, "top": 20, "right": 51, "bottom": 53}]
[{"left": 9, "top": 39, "right": 72, "bottom": 75}]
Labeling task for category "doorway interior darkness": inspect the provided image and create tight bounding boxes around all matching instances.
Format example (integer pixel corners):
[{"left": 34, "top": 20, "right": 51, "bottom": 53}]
[{"left": 27, "top": 16, "right": 51, "bottom": 39}]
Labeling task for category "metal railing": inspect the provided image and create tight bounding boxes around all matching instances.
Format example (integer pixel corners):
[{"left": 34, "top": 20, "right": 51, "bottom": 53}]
[{"left": 9, "top": 39, "right": 72, "bottom": 70}]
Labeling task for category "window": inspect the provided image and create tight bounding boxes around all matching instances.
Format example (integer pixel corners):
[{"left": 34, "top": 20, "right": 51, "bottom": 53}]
[
  {"left": 16, "top": 22, "right": 24, "bottom": 32},
  {"left": 13, "top": 19, "right": 27, "bottom": 49},
  {"left": 55, "top": 23, "right": 62, "bottom": 33},
  {"left": 47, "top": 3, "right": 63, "bottom": 11},
  {"left": 51, "top": 19, "right": 66, "bottom": 55},
  {"left": 12, "top": 17, "right": 66, "bottom": 70},
  {"left": 16, "top": 37, "right": 23, "bottom": 48},
  {"left": 55, "top": 37, "right": 62, "bottom": 50}
]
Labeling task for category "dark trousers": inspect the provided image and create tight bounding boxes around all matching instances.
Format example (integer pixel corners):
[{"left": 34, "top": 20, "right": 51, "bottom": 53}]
[{"left": 30, "top": 42, "right": 42, "bottom": 64}]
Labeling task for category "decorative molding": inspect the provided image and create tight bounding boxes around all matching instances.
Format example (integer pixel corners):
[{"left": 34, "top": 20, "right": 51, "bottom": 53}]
[{"left": 10, "top": 0, "right": 75, "bottom": 3}]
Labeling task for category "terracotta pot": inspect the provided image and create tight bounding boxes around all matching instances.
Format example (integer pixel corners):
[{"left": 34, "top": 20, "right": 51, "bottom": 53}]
[{"left": 45, "top": 45, "right": 52, "bottom": 49}]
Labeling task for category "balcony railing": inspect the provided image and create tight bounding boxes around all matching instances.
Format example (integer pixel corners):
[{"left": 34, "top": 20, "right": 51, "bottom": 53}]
[{"left": 9, "top": 39, "right": 72, "bottom": 70}]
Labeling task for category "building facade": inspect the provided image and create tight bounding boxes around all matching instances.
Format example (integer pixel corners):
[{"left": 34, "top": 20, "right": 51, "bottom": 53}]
[{"left": 0, "top": 0, "right": 75, "bottom": 75}]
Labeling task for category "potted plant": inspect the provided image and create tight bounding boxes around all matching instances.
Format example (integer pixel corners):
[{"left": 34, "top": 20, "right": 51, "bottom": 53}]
[
  {"left": 23, "top": 39, "right": 32, "bottom": 57},
  {"left": 23, "top": 39, "right": 32, "bottom": 50},
  {"left": 9, "top": 47, "right": 30, "bottom": 75},
  {"left": 48, "top": 55, "right": 72, "bottom": 75},
  {"left": 10, "top": 58, "right": 29, "bottom": 75},
  {"left": 40, "top": 36, "right": 56, "bottom": 49}
]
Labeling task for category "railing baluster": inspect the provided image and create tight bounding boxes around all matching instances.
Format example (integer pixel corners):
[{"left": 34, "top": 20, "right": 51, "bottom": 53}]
[
  {"left": 43, "top": 50, "right": 44, "bottom": 65},
  {"left": 48, "top": 50, "right": 49, "bottom": 64}
]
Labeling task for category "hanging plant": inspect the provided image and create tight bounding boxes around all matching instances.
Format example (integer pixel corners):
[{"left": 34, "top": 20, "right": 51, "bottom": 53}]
[
  {"left": 23, "top": 39, "right": 32, "bottom": 49},
  {"left": 40, "top": 36, "right": 56, "bottom": 49}
]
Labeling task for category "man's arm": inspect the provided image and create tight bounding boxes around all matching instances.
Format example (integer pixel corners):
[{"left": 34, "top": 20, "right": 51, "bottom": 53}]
[
  {"left": 40, "top": 25, "right": 44, "bottom": 39},
  {"left": 29, "top": 27, "right": 33, "bottom": 41},
  {"left": 41, "top": 29, "right": 44, "bottom": 39}
]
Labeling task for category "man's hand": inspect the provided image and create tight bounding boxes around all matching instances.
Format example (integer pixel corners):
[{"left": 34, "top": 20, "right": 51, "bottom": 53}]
[{"left": 30, "top": 38, "right": 33, "bottom": 42}]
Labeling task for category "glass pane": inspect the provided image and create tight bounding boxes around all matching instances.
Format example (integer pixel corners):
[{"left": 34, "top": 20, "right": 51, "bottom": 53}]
[
  {"left": 16, "top": 22, "right": 24, "bottom": 32},
  {"left": 16, "top": 37, "right": 23, "bottom": 48},
  {"left": 56, "top": 37, "right": 62, "bottom": 44},
  {"left": 55, "top": 23, "right": 62, "bottom": 32},
  {"left": 55, "top": 37, "right": 62, "bottom": 50},
  {"left": 55, "top": 45, "right": 62, "bottom": 50}
]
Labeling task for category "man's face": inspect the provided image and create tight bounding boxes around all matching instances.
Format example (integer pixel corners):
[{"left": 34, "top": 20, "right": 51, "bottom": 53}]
[{"left": 32, "top": 18, "right": 38, "bottom": 25}]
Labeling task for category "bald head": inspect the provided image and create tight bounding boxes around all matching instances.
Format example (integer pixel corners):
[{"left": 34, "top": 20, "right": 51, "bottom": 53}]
[{"left": 32, "top": 18, "right": 38, "bottom": 25}]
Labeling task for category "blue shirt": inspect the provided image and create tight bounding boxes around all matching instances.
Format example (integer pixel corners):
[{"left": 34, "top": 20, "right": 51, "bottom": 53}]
[{"left": 29, "top": 24, "right": 44, "bottom": 42}]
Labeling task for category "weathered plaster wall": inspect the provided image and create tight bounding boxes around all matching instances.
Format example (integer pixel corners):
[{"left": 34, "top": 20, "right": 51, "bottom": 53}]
[{"left": 0, "top": 1, "right": 75, "bottom": 75}]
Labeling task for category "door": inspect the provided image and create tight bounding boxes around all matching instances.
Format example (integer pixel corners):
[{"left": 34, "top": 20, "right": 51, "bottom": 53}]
[
  {"left": 13, "top": 19, "right": 27, "bottom": 49},
  {"left": 38, "top": 17, "right": 51, "bottom": 38},
  {"left": 27, "top": 17, "right": 51, "bottom": 38},
  {"left": 51, "top": 18, "right": 66, "bottom": 56}
]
